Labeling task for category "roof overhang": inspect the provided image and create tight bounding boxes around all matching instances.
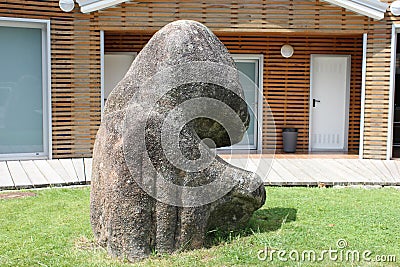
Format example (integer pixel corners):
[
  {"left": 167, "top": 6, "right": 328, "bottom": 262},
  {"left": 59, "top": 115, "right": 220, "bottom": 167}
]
[
  {"left": 76, "top": 0, "right": 129, "bottom": 13},
  {"left": 75, "top": 0, "right": 388, "bottom": 20},
  {"left": 321, "top": 0, "right": 388, "bottom": 20}
]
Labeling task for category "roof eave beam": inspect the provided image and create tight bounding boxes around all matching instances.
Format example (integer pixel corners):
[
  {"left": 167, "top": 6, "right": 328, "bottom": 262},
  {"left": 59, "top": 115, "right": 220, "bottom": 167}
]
[
  {"left": 321, "top": 0, "right": 388, "bottom": 20},
  {"left": 77, "top": 0, "right": 129, "bottom": 13}
]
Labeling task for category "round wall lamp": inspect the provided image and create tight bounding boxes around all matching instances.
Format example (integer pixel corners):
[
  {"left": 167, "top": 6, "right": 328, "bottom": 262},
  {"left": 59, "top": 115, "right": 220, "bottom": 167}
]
[
  {"left": 281, "top": 44, "right": 294, "bottom": 58},
  {"left": 391, "top": 0, "right": 400, "bottom": 16},
  {"left": 59, "top": 0, "right": 75, "bottom": 12}
]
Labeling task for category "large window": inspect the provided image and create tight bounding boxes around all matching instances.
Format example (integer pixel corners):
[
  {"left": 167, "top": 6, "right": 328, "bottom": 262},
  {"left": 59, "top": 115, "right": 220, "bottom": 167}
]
[
  {"left": 103, "top": 52, "right": 136, "bottom": 104},
  {"left": 392, "top": 33, "right": 400, "bottom": 158},
  {"left": 101, "top": 49, "right": 263, "bottom": 152},
  {"left": 0, "top": 18, "right": 50, "bottom": 159}
]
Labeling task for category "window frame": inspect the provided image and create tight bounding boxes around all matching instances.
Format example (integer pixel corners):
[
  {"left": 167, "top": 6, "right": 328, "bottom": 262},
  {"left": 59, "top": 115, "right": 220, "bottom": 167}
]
[
  {"left": 221, "top": 54, "right": 264, "bottom": 152},
  {"left": 0, "top": 17, "right": 51, "bottom": 160}
]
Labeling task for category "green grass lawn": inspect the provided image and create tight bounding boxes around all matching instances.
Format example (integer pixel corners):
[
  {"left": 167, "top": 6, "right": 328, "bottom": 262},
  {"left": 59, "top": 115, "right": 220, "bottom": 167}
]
[{"left": 0, "top": 186, "right": 399, "bottom": 267}]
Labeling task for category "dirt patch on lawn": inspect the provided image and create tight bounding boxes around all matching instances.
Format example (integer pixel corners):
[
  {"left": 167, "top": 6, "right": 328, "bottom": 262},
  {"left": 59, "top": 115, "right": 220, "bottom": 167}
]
[{"left": 0, "top": 191, "right": 36, "bottom": 200}]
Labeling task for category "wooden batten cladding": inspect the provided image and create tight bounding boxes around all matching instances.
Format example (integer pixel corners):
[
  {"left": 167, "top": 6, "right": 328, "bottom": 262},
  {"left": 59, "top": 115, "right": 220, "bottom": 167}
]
[
  {"left": 0, "top": 0, "right": 395, "bottom": 158},
  {"left": 96, "top": 0, "right": 371, "bottom": 34},
  {"left": 363, "top": 17, "right": 392, "bottom": 159},
  {"left": 105, "top": 33, "right": 363, "bottom": 153}
]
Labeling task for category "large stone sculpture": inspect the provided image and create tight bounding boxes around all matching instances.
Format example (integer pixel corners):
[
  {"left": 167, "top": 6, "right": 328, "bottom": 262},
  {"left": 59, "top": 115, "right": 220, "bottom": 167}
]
[{"left": 90, "top": 20, "right": 266, "bottom": 261}]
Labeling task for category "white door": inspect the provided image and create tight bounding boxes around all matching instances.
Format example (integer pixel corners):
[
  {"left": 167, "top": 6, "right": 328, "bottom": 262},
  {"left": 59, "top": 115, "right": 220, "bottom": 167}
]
[{"left": 310, "top": 55, "right": 350, "bottom": 151}]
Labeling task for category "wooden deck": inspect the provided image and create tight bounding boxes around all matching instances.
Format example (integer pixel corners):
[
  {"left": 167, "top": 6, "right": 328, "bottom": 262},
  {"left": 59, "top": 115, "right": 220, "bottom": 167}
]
[
  {"left": 224, "top": 156, "right": 400, "bottom": 186},
  {"left": 0, "top": 156, "right": 400, "bottom": 189},
  {"left": 0, "top": 158, "right": 92, "bottom": 190}
]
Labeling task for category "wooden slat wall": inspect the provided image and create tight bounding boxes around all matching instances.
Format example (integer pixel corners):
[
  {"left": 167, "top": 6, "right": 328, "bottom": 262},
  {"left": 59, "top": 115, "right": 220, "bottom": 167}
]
[
  {"left": 0, "top": 1, "right": 101, "bottom": 158},
  {"left": 0, "top": 0, "right": 397, "bottom": 159},
  {"left": 96, "top": 0, "right": 370, "bottom": 33},
  {"left": 68, "top": 13, "right": 101, "bottom": 158},
  {"left": 363, "top": 13, "right": 392, "bottom": 159},
  {"left": 105, "top": 33, "right": 362, "bottom": 153}
]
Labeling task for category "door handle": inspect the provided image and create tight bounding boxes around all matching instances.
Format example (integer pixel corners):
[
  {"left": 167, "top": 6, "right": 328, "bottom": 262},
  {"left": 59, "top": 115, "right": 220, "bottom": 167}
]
[{"left": 313, "top": 99, "right": 320, "bottom": 108}]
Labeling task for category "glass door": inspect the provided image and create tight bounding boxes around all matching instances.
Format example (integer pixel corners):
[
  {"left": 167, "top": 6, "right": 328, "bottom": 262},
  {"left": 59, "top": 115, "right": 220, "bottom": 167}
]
[
  {"left": 229, "top": 54, "right": 263, "bottom": 151},
  {"left": 0, "top": 20, "right": 50, "bottom": 159}
]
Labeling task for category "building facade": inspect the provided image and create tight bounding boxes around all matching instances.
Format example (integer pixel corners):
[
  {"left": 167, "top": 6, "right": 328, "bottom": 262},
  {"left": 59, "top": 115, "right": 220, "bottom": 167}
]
[{"left": 0, "top": 0, "right": 398, "bottom": 160}]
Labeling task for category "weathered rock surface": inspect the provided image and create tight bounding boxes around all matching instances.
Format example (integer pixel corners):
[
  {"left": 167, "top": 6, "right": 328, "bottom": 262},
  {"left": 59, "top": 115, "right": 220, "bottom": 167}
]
[{"left": 90, "top": 20, "right": 266, "bottom": 261}]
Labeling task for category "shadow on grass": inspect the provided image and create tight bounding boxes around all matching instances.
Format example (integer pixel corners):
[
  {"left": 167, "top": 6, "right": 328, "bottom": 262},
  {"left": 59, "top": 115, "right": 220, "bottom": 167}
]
[
  {"left": 206, "top": 207, "right": 297, "bottom": 247},
  {"left": 250, "top": 207, "right": 297, "bottom": 232}
]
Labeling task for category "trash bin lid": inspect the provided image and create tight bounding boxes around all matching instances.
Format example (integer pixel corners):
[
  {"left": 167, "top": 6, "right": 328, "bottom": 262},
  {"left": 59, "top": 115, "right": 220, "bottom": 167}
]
[{"left": 282, "top": 127, "right": 298, "bottom": 132}]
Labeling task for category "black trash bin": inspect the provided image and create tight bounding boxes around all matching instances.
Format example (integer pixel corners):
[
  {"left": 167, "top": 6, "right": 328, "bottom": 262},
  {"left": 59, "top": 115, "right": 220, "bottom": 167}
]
[{"left": 282, "top": 128, "right": 298, "bottom": 153}]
